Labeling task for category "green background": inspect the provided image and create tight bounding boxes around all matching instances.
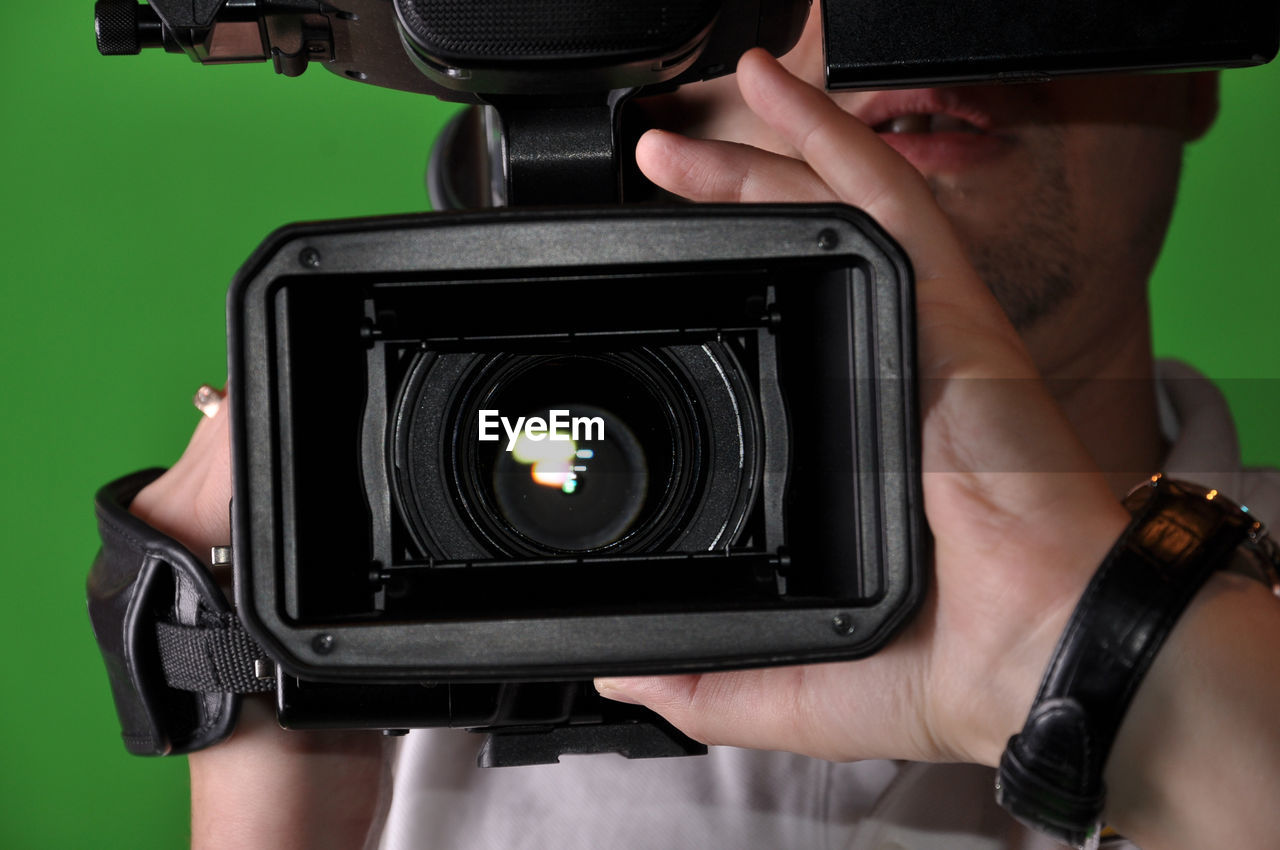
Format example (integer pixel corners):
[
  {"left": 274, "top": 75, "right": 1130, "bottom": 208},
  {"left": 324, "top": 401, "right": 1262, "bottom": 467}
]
[{"left": 2, "top": 6, "right": 1276, "bottom": 848}]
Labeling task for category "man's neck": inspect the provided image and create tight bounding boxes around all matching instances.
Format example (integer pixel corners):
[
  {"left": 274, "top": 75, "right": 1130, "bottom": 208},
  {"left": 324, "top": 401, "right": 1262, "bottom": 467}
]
[{"left": 1031, "top": 309, "right": 1170, "bottom": 498}]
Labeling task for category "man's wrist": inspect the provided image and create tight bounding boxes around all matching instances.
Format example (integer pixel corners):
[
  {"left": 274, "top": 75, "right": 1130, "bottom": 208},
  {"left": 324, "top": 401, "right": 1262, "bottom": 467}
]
[
  {"left": 934, "top": 499, "right": 1131, "bottom": 769},
  {"left": 1101, "top": 570, "right": 1280, "bottom": 848},
  {"left": 190, "top": 699, "right": 388, "bottom": 850},
  {"left": 994, "top": 475, "right": 1270, "bottom": 845},
  {"left": 967, "top": 598, "right": 1076, "bottom": 768}
]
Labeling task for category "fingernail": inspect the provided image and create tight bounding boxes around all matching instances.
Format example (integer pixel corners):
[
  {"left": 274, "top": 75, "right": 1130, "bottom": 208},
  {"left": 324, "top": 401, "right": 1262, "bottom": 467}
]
[
  {"left": 638, "top": 128, "right": 674, "bottom": 148},
  {"left": 594, "top": 678, "right": 641, "bottom": 705},
  {"left": 193, "top": 384, "right": 224, "bottom": 419}
]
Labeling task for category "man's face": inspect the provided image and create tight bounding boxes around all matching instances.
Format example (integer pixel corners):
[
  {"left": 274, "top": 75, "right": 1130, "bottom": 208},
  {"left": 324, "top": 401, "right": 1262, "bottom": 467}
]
[{"left": 640, "top": 14, "right": 1217, "bottom": 374}]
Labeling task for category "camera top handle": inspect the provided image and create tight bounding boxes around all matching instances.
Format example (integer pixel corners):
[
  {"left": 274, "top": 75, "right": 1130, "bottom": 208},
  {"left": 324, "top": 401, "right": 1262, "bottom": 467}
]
[
  {"left": 97, "top": 0, "right": 1280, "bottom": 201},
  {"left": 93, "top": 0, "right": 810, "bottom": 204}
]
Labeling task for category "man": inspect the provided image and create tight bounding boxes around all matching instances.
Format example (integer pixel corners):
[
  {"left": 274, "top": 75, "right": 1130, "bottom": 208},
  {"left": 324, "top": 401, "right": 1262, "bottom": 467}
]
[{"left": 128, "top": 11, "right": 1280, "bottom": 849}]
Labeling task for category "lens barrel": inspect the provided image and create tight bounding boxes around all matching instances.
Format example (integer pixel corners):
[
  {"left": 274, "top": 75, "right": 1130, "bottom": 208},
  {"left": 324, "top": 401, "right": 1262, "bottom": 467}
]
[{"left": 393, "top": 343, "right": 757, "bottom": 561}]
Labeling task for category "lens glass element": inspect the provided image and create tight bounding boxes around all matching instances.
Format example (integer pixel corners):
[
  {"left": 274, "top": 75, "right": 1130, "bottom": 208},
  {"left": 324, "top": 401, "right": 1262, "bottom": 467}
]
[
  {"left": 491, "top": 404, "right": 647, "bottom": 550},
  {"left": 467, "top": 354, "right": 686, "bottom": 553}
]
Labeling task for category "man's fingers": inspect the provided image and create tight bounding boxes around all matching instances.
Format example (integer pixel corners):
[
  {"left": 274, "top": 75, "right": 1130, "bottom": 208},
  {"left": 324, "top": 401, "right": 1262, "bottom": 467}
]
[
  {"left": 597, "top": 671, "right": 795, "bottom": 751},
  {"left": 595, "top": 664, "right": 939, "bottom": 762},
  {"left": 129, "top": 387, "right": 233, "bottom": 558},
  {"left": 636, "top": 129, "right": 838, "bottom": 204},
  {"left": 734, "top": 49, "right": 1008, "bottom": 336},
  {"left": 734, "top": 50, "right": 935, "bottom": 234}
]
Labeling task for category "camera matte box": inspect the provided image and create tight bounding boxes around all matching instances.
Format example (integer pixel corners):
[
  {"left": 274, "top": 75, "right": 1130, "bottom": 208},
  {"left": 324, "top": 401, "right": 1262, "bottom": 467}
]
[{"left": 228, "top": 205, "right": 925, "bottom": 683}]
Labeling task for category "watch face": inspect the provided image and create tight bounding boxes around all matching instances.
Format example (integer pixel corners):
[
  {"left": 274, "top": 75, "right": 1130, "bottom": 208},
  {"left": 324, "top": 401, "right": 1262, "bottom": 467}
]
[
  {"left": 1158, "top": 476, "right": 1279, "bottom": 593},
  {"left": 1122, "top": 473, "right": 1248, "bottom": 517}
]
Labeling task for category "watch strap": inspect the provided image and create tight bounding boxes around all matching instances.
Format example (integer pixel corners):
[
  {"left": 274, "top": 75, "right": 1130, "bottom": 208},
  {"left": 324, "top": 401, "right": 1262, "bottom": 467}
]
[{"left": 995, "top": 475, "right": 1258, "bottom": 847}]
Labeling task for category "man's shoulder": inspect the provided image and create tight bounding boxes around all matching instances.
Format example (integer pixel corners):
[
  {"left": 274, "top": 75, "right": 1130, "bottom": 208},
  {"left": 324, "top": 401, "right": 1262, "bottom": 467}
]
[
  {"left": 1236, "top": 466, "right": 1280, "bottom": 527},
  {"left": 1156, "top": 358, "right": 1279, "bottom": 524}
]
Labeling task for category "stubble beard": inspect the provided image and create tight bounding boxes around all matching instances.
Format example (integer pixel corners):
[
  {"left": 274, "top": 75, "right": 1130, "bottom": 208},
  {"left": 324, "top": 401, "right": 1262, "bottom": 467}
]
[{"left": 929, "top": 128, "right": 1080, "bottom": 333}]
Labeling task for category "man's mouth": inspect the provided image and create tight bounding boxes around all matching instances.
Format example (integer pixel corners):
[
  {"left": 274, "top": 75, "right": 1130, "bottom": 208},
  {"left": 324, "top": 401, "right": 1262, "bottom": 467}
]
[
  {"left": 858, "top": 95, "right": 1010, "bottom": 173},
  {"left": 872, "top": 113, "right": 987, "bottom": 135}
]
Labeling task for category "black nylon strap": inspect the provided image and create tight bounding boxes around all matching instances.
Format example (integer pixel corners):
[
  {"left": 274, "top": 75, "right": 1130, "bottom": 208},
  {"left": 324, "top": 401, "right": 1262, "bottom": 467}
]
[
  {"left": 995, "top": 475, "right": 1260, "bottom": 847},
  {"left": 89, "top": 468, "right": 246, "bottom": 755},
  {"left": 156, "top": 615, "right": 275, "bottom": 694}
]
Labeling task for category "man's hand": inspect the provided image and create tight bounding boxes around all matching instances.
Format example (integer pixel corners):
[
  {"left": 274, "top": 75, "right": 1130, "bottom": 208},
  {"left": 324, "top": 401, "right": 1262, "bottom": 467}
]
[
  {"left": 129, "top": 394, "right": 388, "bottom": 850},
  {"left": 595, "top": 48, "right": 1132, "bottom": 769},
  {"left": 601, "top": 51, "right": 1280, "bottom": 850}
]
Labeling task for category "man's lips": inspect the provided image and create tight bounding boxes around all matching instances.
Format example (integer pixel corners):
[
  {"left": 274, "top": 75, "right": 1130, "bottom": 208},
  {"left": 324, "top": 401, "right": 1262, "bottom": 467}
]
[{"left": 854, "top": 90, "right": 1013, "bottom": 173}]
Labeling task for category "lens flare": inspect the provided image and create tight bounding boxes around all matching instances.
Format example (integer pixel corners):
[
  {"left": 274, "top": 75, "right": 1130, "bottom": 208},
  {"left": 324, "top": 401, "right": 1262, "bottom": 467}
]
[{"left": 512, "top": 431, "right": 580, "bottom": 493}]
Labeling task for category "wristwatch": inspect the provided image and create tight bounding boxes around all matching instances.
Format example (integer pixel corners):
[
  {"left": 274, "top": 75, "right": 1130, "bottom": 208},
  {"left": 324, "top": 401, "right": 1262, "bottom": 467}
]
[{"left": 995, "top": 474, "right": 1279, "bottom": 848}]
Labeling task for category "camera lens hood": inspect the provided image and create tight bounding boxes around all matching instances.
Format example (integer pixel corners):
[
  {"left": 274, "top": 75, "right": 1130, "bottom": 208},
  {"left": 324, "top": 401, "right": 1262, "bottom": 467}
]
[{"left": 228, "top": 204, "right": 924, "bottom": 682}]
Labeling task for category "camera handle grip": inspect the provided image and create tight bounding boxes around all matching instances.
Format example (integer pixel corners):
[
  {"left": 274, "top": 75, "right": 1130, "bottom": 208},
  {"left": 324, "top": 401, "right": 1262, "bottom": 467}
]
[{"left": 88, "top": 468, "right": 248, "bottom": 755}]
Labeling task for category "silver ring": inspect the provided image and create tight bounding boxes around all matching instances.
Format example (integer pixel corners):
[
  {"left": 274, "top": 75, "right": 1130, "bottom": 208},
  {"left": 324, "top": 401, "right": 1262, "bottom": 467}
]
[{"left": 193, "top": 384, "right": 224, "bottom": 419}]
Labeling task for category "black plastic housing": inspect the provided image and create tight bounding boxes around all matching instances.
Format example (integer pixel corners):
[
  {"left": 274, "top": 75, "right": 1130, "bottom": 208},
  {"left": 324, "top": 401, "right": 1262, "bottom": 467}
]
[
  {"left": 228, "top": 205, "right": 924, "bottom": 685},
  {"left": 111, "top": 1, "right": 1280, "bottom": 98},
  {"left": 823, "top": 0, "right": 1280, "bottom": 89}
]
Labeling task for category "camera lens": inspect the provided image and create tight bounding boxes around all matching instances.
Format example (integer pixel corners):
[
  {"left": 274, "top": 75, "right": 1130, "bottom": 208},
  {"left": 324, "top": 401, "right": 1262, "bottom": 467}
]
[
  {"left": 393, "top": 342, "right": 758, "bottom": 562},
  {"left": 461, "top": 353, "right": 693, "bottom": 554}
]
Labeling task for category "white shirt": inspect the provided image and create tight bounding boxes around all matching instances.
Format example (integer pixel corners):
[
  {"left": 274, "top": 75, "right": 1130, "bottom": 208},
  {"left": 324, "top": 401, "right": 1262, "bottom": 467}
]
[{"left": 378, "top": 361, "right": 1280, "bottom": 850}]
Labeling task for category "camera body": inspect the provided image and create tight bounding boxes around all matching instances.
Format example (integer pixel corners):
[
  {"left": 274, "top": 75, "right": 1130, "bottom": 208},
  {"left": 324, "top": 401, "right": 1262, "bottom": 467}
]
[
  {"left": 231, "top": 205, "right": 921, "bottom": 682},
  {"left": 89, "top": 0, "right": 1279, "bottom": 762},
  {"left": 226, "top": 204, "right": 924, "bottom": 762}
]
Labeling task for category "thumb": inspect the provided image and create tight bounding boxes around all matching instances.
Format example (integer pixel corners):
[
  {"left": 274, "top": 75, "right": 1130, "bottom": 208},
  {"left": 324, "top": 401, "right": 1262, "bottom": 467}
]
[{"left": 596, "top": 670, "right": 812, "bottom": 752}]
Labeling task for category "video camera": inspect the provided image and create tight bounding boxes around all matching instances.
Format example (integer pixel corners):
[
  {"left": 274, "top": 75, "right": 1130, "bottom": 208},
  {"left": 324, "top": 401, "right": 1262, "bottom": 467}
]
[{"left": 88, "top": 0, "right": 1279, "bottom": 766}]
